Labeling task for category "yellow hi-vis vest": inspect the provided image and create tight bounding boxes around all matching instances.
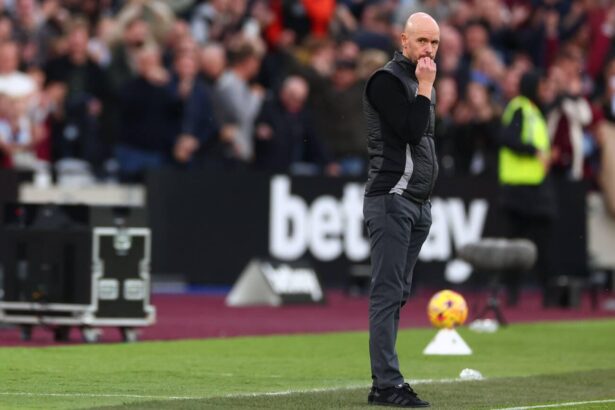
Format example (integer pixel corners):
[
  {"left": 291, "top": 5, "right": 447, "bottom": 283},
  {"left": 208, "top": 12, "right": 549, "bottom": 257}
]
[{"left": 499, "top": 96, "right": 550, "bottom": 185}]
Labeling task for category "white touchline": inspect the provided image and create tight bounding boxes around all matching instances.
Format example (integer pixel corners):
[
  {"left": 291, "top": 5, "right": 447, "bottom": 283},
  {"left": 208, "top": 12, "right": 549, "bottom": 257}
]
[
  {"left": 0, "top": 377, "right": 483, "bottom": 402},
  {"left": 0, "top": 392, "right": 201, "bottom": 400},
  {"left": 496, "top": 398, "right": 615, "bottom": 410},
  {"left": 224, "top": 377, "right": 477, "bottom": 398}
]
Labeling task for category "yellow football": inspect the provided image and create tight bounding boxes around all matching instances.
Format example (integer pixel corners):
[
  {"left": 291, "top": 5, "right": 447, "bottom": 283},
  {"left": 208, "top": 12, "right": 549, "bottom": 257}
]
[{"left": 427, "top": 289, "right": 468, "bottom": 329}]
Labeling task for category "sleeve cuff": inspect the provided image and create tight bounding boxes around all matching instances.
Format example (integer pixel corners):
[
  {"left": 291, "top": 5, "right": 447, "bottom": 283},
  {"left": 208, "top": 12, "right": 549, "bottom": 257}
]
[{"left": 415, "top": 94, "right": 432, "bottom": 105}]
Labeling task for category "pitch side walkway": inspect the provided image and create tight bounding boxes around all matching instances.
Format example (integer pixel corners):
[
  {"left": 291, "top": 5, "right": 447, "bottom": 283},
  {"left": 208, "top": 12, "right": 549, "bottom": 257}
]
[{"left": 0, "top": 290, "right": 613, "bottom": 346}]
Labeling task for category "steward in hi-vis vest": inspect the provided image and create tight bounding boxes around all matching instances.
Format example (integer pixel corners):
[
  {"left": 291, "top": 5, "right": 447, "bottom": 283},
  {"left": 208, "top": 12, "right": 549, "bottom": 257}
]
[
  {"left": 500, "top": 95, "right": 550, "bottom": 185},
  {"left": 498, "top": 70, "right": 557, "bottom": 308}
]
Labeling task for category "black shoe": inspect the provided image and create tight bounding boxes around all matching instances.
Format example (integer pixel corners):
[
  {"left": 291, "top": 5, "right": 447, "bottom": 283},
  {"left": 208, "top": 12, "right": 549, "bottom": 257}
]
[
  {"left": 368, "top": 386, "right": 376, "bottom": 403},
  {"left": 368, "top": 383, "right": 430, "bottom": 407}
]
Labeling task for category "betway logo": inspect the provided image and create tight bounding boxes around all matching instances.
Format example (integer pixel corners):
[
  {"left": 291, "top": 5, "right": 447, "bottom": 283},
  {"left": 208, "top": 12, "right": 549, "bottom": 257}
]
[{"left": 269, "top": 176, "right": 488, "bottom": 262}]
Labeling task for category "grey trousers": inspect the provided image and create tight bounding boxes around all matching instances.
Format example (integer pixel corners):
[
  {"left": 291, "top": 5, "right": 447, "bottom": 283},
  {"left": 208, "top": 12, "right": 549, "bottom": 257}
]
[{"left": 363, "top": 194, "right": 432, "bottom": 389}]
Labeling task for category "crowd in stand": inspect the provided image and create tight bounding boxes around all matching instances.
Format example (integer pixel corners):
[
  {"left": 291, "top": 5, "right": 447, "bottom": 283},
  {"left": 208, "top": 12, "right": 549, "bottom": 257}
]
[{"left": 0, "top": 0, "right": 614, "bottom": 186}]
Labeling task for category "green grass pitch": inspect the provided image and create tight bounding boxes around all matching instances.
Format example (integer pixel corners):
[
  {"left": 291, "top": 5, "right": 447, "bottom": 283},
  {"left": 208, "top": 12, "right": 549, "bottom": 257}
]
[{"left": 1, "top": 319, "right": 614, "bottom": 409}]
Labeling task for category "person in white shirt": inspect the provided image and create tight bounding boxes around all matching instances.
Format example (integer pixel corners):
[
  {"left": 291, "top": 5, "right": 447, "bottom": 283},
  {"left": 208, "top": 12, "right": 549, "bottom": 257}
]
[{"left": 0, "top": 41, "right": 37, "bottom": 99}]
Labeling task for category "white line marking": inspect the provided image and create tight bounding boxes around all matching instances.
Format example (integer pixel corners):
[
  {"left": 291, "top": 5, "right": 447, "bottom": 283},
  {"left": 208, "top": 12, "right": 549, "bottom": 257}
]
[
  {"left": 2, "top": 380, "right": 611, "bottom": 409},
  {"left": 224, "top": 377, "right": 479, "bottom": 398},
  {"left": 0, "top": 392, "right": 200, "bottom": 400},
  {"left": 0, "top": 377, "right": 472, "bottom": 402},
  {"left": 496, "top": 399, "right": 615, "bottom": 410}
]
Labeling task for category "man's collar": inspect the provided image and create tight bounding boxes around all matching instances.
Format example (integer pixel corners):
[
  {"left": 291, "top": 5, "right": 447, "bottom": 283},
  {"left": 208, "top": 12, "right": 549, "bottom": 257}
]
[{"left": 393, "top": 51, "right": 417, "bottom": 78}]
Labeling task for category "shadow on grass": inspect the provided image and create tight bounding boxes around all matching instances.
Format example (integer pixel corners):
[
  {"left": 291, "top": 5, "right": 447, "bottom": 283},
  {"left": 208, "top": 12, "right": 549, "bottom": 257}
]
[{"left": 89, "top": 369, "right": 615, "bottom": 409}]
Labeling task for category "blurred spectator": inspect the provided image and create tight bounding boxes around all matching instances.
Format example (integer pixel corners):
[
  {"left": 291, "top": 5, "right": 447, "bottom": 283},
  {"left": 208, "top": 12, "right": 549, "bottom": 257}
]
[
  {"left": 448, "top": 0, "right": 473, "bottom": 29},
  {"left": 302, "top": 0, "right": 336, "bottom": 38},
  {"left": 593, "top": 57, "right": 615, "bottom": 215},
  {"left": 302, "top": 36, "right": 336, "bottom": 79},
  {"left": 471, "top": 47, "right": 505, "bottom": 96},
  {"left": 198, "top": 41, "right": 229, "bottom": 135},
  {"left": 115, "top": 0, "right": 175, "bottom": 45},
  {"left": 257, "top": 27, "right": 300, "bottom": 91},
  {"left": 435, "top": 75, "right": 459, "bottom": 177},
  {"left": 11, "top": 0, "right": 45, "bottom": 68},
  {"left": 191, "top": 0, "right": 260, "bottom": 45},
  {"left": 452, "top": 81, "right": 500, "bottom": 177},
  {"left": 115, "top": 45, "right": 181, "bottom": 182},
  {"left": 301, "top": 37, "right": 335, "bottom": 125},
  {"left": 478, "top": 0, "right": 511, "bottom": 51},
  {"left": 499, "top": 70, "right": 557, "bottom": 306},
  {"left": 191, "top": 0, "right": 228, "bottom": 44},
  {"left": 456, "top": 20, "right": 491, "bottom": 90},
  {"left": 597, "top": 58, "right": 615, "bottom": 124},
  {"left": 215, "top": 38, "right": 265, "bottom": 164},
  {"left": 595, "top": 121, "right": 615, "bottom": 218},
  {"left": 254, "top": 75, "right": 332, "bottom": 174},
  {"left": 266, "top": 0, "right": 335, "bottom": 45},
  {"left": 0, "top": 41, "right": 37, "bottom": 98},
  {"left": 88, "top": 16, "right": 115, "bottom": 68},
  {"left": 199, "top": 42, "right": 227, "bottom": 85},
  {"left": 463, "top": 20, "right": 489, "bottom": 58},
  {"left": 501, "top": 66, "right": 525, "bottom": 104},
  {"left": 0, "top": 0, "right": 608, "bottom": 189},
  {"left": 0, "top": 92, "right": 44, "bottom": 169},
  {"left": 197, "top": 42, "right": 243, "bottom": 168},
  {"left": 44, "top": 19, "right": 109, "bottom": 171},
  {"left": 0, "top": 15, "right": 12, "bottom": 44},
  {"left": 170, "top": 32, "right": 198, "bottom": 63},
  {"left": 0, "top": 40, "right": 43, "bottom": 169},
  {"left": 437, "top": 23, "right": 464, "bottom": 78},
  {"left": 160, "top": 0, "right": 196, "bottom": 18},
  {"left": 352, "top": 3, "right": 395, "bottom": 54},
  {"left": 22, "top": 0, "right": 69, "bottom": 65},
  {"left": 584, "top": 3, "right": 615, "bottom": 81},
  {"left": 108, "top": 18, "right": 154, "bottom": 93},
  {"left": 547, "top": 49, "right": 592, "bottom": 181},
  {"left": 313, "top": 57, "right": 366, "bottom": 176},
  {"left": 356, "top": 48, "right": 388, "bottom": 81},
  {"left": 170, "top": 51, "right": 219, "bottom": 167},
  {"left": 162, "top": 19, "right": 193, "bottom": 67}
]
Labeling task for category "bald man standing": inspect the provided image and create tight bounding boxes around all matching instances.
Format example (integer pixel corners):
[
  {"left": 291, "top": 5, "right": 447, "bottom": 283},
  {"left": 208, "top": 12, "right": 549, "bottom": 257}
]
[{"left": 362, "top": 12, "right": 439, "bottom": 408}]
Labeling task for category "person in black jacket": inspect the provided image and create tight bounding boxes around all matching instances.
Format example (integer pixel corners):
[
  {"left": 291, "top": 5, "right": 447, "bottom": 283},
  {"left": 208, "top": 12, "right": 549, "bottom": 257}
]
[
  {"left": 362, "top": 12, "right": 438, "bottom": 408},
  {"left": 45, "top": 20, "right": 110, "bottom": 172},
  {"left": 170, "top": 52, "right": 220, "bottom": 167},
  {"left": 253, "top": 75, "right": 332, "bottom": 174},
  {"left": 115, "top": 45, "right": 181, "bottom": 182}
]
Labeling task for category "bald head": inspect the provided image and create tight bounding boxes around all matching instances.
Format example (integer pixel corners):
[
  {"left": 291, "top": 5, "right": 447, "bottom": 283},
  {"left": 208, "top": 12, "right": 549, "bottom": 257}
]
[
  {"left": 280, "top": 76, "right": 309, "bottom": 113},
  {"left": 405, "top": 12, "right": 438, "bottom": 32},
  {"left": 200, "top": 43, "right": 226, "bottom": 81},
  {"left": 401, "top": 12, "right": 440, "bottom": 64}
]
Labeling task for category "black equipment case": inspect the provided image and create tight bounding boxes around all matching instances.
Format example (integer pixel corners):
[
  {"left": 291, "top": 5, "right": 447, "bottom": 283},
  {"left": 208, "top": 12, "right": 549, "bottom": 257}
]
[{"left": 0, "top": 204, "right": 155, "bottom": 342}]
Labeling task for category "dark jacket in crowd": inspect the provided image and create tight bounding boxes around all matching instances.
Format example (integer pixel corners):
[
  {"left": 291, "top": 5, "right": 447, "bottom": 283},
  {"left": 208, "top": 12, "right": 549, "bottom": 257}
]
[
  {"left": 254, "top": 96, "right": 329, "bottom": 173},
  {"left": 315, "top": 80, "right": 367, "bottom": 159},
  {"left": 169, "top": 75, "right": 220, "bottom": 149},
  {"left": 118, "top": 76, "right": 182, "bottom": 153},
  {"left": 363, "top": 51, "right": 438, "bottom": 203},
  {"left": 45, "top": 56, "right": 109, "bottom": 99},
  {"left": 44, "top": 56, "right": 110, "bottom": 165}
]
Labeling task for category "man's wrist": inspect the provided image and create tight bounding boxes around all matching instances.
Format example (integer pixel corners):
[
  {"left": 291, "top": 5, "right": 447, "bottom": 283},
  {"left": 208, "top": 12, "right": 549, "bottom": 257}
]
[{"left": 418, "top": 82, "right": 433, "bottom": 99}]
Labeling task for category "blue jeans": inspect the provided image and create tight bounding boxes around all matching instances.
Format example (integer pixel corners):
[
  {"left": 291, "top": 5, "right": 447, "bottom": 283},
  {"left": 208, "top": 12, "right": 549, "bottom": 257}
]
[{"left": 115, "top": 144, "right": 166, "bottom": 181}]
